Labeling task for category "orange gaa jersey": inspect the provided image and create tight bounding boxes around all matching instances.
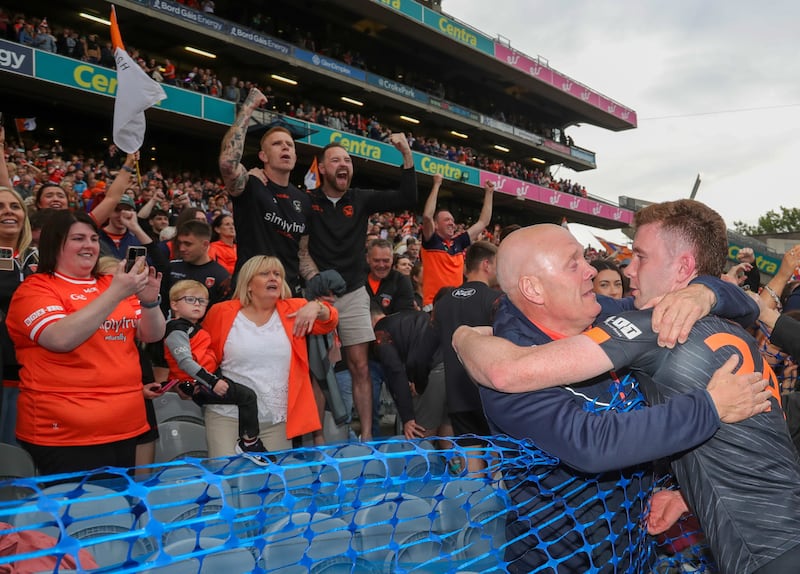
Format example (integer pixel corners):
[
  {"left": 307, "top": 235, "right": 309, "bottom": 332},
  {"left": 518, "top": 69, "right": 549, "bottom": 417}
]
[
  {"left": 6, "top": 272, "right": 148, "bottom": 446},
  {"left": 420, "top": 231, "right": 471, "bottom": 307}
]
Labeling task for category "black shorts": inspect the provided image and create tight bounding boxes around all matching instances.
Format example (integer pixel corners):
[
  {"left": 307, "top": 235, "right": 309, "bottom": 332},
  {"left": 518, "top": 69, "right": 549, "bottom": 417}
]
[
  {"left": 136, "top": 398, "right": 159, "bottom": 444},
  {"left": 19, "top": 436, "right": 138, "bottom": 478},
  {"left": 450, "top": 410, "right": 492, "bottom": 446}
]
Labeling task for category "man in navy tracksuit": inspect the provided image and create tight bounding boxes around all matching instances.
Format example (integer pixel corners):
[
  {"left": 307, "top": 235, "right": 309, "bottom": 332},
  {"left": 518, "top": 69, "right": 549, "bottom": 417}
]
[{"left": 475, "top": 224, "right": 761, "bottom": 572}]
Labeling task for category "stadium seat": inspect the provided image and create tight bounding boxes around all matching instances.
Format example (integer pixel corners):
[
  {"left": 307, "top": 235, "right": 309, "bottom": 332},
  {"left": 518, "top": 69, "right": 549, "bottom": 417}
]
[
  {"left": 309, "top": 556, "right": 380, "bottom": 574},
  {"left": 386, "top": 530, "right": 447, "bottom": 573},
  {"left": 141, "top": 536, "right": 255, "bottom": 573},
  {"left": 375, "top": 438, "right": 446, "bottom": 498},
  {"left": 10, "top": 482, "right": 154, "bottom": 569},
  {"left": 0, "top": 442, "right": 36, "bottom": 479},
  {"left": 154, "top": 421, "right": 208, "bottom": 463},
  {"left": 324, "top": 443, "right": 389, "bottom": 505},
  {"left": 142, "top": 464, "right": 233, "bottom": 547},
  {"left": 353, "top": 492, "right": 434, "bottom": 564},
  {"left": 431, "top": 478, "right": 509, "bottom": 564},
  {"left": 0, "top": 443, "right": 37, "bottom": 501},
  {"left": 260, "top": 512, "right": 353, "bottom": 573},
  {"left": 152, "top": 392, "right": 205, "bottom": 426}
]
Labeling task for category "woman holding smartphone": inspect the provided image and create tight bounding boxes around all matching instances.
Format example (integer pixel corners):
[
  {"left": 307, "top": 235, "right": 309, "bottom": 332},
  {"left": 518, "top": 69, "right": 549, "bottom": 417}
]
[{"left": 6, "top": 210, "right": 165, "bottom": 475}]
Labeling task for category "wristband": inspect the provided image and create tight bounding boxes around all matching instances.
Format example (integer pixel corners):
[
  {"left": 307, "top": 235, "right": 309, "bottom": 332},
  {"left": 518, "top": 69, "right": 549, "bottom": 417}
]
[
  {"left": 763, "top": 285, "right": 782, "bottom": 311},
  {"left": 121, "top": 165, "right": 135, "bottom": 174},
  {"left": 139, "top": 294, "right": 162, "bottom": 309}
]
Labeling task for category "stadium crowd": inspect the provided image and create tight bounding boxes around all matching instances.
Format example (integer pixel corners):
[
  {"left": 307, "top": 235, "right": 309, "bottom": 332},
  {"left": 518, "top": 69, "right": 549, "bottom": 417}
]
[{"left": 0, "top": 6, "right": 591, "bottom": 198}]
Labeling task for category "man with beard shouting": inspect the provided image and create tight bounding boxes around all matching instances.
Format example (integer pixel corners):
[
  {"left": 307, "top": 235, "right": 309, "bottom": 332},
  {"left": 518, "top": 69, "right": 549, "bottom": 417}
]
[{"left": 300, "top": 136, "right": 417, "bottom": 440}]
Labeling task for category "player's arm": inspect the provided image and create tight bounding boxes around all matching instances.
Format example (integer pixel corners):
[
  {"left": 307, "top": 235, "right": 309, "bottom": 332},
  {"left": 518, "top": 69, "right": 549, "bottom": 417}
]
[
  {"left": 454, "top": 324, "right": 771, "bottom": 423},
  {"left": 421, "top": 174, "right": 441, "bottom": 242},
  {"left": 466, "top": 181, "right": 495, "bottom": 242},
  {"left": 219, "top": 88, "right": 266, "bottom": 197},
  {"left": 635, "top": 277, "right": 757, "bottom": 348},
  {"left": 453, "top": 325, "right": 611, "bottom": 391}
]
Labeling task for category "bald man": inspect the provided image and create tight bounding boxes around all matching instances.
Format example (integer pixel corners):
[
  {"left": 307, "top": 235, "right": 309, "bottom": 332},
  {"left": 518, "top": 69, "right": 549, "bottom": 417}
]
[{"left": 467, "top": 224, "right": 769, "bottom": 573}]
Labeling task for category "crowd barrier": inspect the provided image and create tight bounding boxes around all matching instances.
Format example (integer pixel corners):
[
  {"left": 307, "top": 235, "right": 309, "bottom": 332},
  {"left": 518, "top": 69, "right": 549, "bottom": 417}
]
[{"left": 0, "top": 437, "right": 713, "bottom": 573}]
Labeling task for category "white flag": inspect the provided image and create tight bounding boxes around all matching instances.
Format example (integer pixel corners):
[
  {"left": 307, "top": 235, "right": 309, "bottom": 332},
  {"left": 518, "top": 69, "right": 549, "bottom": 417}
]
[
  {"left": 304, "top": 157, "right": 320, "bottom": 190},
  {"left": 110, "top": 6, "right": 166, "bottom": 153}
]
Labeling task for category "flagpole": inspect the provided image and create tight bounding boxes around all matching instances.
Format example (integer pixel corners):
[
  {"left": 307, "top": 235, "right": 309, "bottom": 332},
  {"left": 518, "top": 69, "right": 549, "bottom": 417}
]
[
  {"left": 134, "top": 159, "right": 142, "bottom": 190},
  {"left": 13, "top": 119, "right": 24, "bottom": 151}
]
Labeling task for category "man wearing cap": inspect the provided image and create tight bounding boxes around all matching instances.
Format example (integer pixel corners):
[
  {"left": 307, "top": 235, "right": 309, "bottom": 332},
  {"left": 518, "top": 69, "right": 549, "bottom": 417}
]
[{"left": 98, "top": 194, "right": 146, "bottom": 259}]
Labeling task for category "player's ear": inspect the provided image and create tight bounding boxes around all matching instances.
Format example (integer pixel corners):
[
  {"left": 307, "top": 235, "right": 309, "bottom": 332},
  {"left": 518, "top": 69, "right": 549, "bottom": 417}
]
[
  {"left": 675, "top": 251, "right": 696, "bottom": 283},
  {"left": 258, "top": 150, "right": 267, "bottom": 165}
]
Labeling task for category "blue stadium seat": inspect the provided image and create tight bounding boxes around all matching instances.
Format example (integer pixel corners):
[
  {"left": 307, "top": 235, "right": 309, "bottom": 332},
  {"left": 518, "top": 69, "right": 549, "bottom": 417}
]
[
  {"left": 324, "top": 443, "right": 389, "bottom": 506},
  {"left": 386, "top": 530, "right": 448, "bottom": 573},
  {"left": 375, "top": 438, "right": 446, "bottom": 498}
]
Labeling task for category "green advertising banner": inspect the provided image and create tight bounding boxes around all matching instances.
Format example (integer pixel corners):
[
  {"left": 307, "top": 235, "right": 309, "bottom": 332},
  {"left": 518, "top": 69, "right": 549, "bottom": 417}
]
[
  {"left": 421, "top": 7, "right": 494, "bottom": 55},
  {"left": 34, "top": 51, "right": 234, "bottom": 123},
  {"left": 371, "top": 0, "right": 424, "bottom": 21},
  {"left": 307, "top": 127, "right": 403, "bottom": 164},
  {"left": 305, "top": 125, "right": 479, "bottom": 183},
  {"left": 203, "top": 96, "right": 235, "bottom": 125}
]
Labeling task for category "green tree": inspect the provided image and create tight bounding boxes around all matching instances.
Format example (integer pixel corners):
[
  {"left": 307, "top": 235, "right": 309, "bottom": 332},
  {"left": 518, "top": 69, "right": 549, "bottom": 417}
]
[{"left": 733, "top": 206, "right": 800, "bottom": 235}]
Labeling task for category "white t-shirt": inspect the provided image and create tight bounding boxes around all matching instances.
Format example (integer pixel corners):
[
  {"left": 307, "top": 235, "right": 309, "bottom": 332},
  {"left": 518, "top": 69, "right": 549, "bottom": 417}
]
[{"left": 208, "top": 310, "right": 291, "bottom": 423}]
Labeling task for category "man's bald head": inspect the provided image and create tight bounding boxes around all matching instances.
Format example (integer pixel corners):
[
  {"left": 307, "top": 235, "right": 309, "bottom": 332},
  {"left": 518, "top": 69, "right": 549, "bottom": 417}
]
[
  {"left": 497, "top": 224, "right": 600, "bottom": 335},
  {"left": 497, "top": 224, "right": 566, "bottom": 297}
]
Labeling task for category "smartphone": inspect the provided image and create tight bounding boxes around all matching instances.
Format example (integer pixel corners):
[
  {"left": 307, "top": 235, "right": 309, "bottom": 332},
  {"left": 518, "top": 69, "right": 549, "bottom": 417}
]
[
  {"left": 158, "top": 379, "right": 182, "bottom": 393},
  {"left": 125, "top": 245, "right": 147, "bottom": 272},
  {"left": 0, "top": 247, "right": 13, "bottom": 272}
]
